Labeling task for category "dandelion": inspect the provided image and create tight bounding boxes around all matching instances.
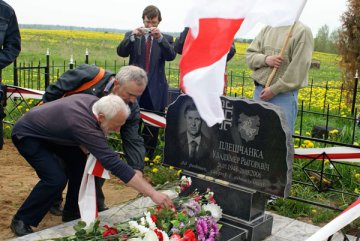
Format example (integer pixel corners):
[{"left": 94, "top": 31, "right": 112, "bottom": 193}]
[
  {"left": 169, "top": 166, "right": 174, "bottom": 170},
  {"left": 144, "top": 157, "right": 150, "bottom": 162},
  {"left": 25, "top": 108, "right": 29, "bottom": 112},
  {"left": 17, "top": 105, "right": 23, "bottom": 110},
  {"left": 355, "top": 173, "right": 360, "bottom": 179},
  {"left": 152, "top": 168, "right": 158, "bottom": 173},
  {"left": 311, "top": 209, "right": 317, "bottom": 214},
  {"left": 355, "top": 188, "right": 360, "bottom": 194},
  {"left": 177, "top": 170, "right": 182, "bottom": 176},
  {"left": 294, "top": 130, "right": 300, "bottom": 135}
]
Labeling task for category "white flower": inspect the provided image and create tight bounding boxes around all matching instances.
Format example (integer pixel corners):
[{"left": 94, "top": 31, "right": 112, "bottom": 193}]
[
  {"left": 145, "top": 212, "right": 157, "bottom": 229},
  {"left": 143, "top": 230, "right": 159, "bottom": 241},
  {"left": 140, "top": 216, "right": 146, "bottom": 226},
  {"left": 129, "top": 220, "right": 149, "bottom": 234},
  {"left": 202, "top": 203, "right": 223, "bottom": 222},
  {"left": 160, "top": 229, "right": 170, "bottom": 241}
]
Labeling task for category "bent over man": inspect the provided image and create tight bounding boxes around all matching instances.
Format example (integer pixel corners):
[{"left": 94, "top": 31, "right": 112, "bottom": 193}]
[{"left": 10, "top": 94, "right": 173, "bottom": 236}]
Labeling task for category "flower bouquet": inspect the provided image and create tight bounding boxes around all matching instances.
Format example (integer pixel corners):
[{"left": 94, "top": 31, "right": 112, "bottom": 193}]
[{"left": 51, "top": 176, "right": 223, "bottom": 241}]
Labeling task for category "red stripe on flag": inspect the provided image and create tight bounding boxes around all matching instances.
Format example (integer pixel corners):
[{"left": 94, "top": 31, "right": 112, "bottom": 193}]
[
  {"left": 140, "top": 112, "right": 166, "bottom": 128},
  {"left": 92, "top": 160, "right": 104, "bottom": 177},
  {"left": 179, "top": 18, "right": 244, "bottom": 92}
]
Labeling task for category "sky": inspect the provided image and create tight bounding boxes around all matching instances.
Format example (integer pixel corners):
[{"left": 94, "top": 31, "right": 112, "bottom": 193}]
[{"left": 8, "top": 0, "right": 348, "bottom": 38}]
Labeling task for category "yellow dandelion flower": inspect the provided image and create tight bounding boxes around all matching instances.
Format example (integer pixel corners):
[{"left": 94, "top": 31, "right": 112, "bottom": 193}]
[
  {"left": 152, "top": 168, "right": 158, "bottom": 173},
  {"left": 144, "top": 157, "right": 150, "bottom": 162},
  {"left": 169, "top": 166, "right": 174, "bottom": 170},
  {"left": 294, "top": 131, "right": 300, "bottom": 135},
  {"left": 311, "top": 209, "right": 317, "bottom": 213},
  {"left": 355, "top": 188, "right": 360, "bottom": 194},
  {"left": 305, "top": 131, "right": 310, "bottom": 136},
  {"left": 355, "top": 173, "right": 360, "bottom": 179},
  {"left": 154, "top": 155, "right": 161, "bottom": 161},
  {"left": 324, "top": 160, "right": 329, "bottom": 165},
  {"left": 25, "top": 108, "right": 29, "bottom": 112},
  {"left": 17, "top": 105, "right": 23, "bottom": 109},
  {"left": 306, "top": 142, "right": 314, "bottom": 148},
  {"left": 150, "top": 163, "right": 154, "bottom": 166},
  {"left": 5, "top": 125, "right": 11, "bottom": 129},
  {"left": 177, "top": 170, "right": 182, "bottom": 176}
]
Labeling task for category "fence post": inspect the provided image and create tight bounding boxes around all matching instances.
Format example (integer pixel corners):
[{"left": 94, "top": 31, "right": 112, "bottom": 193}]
[
  {"left": 85, "top": 48, "right": 89, "bottom": 64},
  {"left": 13, "top": 58, "right": 18, "bottom": 86},
  {"left": 69, "top": 55, "right": 74, "bottom": 69},
  {"left": 351, "top": 69, "right": 359, "bottom": 115},
  {"left": 45, "top": 48, "right": 50, "bottom": 88}
]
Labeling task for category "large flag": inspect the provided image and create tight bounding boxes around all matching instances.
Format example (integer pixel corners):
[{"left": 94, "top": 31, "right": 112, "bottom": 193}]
[
  {"left": 78, "top": 154, "right": 110, "bottom": 225},
  {"left": 179, "top": 0, "right": 307, "bottom": 126},
  {"left": 306, "top": 198, "right": 360, "bottom": 241}
]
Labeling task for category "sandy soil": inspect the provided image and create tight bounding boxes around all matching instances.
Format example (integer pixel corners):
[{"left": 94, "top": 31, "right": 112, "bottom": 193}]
[{"left": 0, "top": 139, "right": 139, "bottom": 240}]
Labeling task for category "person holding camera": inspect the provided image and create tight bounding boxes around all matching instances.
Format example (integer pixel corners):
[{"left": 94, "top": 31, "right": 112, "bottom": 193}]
[
  {"left": 117, "top": 5, "right": 176, "bottom": 158},
  {"left": 0, "top": 0, "right": 21, "bottom": 150}
]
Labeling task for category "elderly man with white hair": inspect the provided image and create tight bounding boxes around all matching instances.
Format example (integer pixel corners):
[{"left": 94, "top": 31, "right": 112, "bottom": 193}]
[{"left": 10, "top": 94, "right": 173, "bottom": 236}]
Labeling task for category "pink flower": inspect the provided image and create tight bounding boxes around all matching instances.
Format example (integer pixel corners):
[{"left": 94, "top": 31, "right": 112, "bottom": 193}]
[{"left": 170, "top": 234, "right": 182, "bottom": 241}]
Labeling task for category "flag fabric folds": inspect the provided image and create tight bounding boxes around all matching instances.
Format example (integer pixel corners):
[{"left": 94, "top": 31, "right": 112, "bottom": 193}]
[
  {"left": 305, "top": 198, "right": 360, "bottom": 241},
  {"left": 180, "top": 0, "right": 307, "bottom": 126},
  {"left": 78, "top": 154, "right": 110, "bottom": 225}
]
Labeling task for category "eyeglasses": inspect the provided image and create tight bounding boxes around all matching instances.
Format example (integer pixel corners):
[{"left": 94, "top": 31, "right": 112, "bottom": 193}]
[{"left": 143, "top": 20, "right": 159, "bottom": 26}]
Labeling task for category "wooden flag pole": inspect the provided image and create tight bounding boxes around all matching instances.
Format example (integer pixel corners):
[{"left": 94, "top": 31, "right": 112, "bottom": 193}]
[{"left": 265, "top": 22, "right": 296, "bottom": 87}]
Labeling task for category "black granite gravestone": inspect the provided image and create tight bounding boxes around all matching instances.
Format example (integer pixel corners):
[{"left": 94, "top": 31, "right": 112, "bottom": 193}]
[{"left": 164, "top": 94, "right": 294, "bottom": 241}]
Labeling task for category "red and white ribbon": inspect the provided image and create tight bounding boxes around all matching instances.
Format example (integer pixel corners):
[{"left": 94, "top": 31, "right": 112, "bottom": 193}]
[
  {"left": 78, "top": 154, "right": 109, "bottom": 225},
  {"left": 306, "top": 198, "right": 360, "bottom": 241}
]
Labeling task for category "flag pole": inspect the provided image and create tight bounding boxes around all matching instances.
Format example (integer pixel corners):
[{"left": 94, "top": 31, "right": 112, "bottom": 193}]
[{"left": 265, "top": 0, "right": 307, "bottom": 88}]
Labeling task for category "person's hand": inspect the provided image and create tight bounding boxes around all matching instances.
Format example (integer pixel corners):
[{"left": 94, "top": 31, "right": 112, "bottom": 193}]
[
  {"left": 150, "top": 27, "right": 162, "bottom": 40},
  {"left": 265, "top": 55, "right": 283, "bottom": 68},
  {"left": 149, "top": 191, "right": 174, "bottom": 208},
  {"left": 260, "top": 87, "right": 275, "bottom": 101},
  {"left": 132, "top": 27, "right": 146, "bottom": 37}
]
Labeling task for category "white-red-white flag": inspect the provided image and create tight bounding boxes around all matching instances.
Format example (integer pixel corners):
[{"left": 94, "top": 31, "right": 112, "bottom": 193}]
[
  {"left": 78, "top": 154, "right": 110, "bottom": 225},
  {"left": 180, "top": 0, "right": 307, "bottom": 126},
  {"left": 306, "top": 198, "right": 360, "bottom": 241}
]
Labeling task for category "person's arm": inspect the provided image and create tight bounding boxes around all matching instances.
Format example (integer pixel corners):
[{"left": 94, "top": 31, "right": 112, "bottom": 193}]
[
  {"left": 174, "top": 27, "right": 189, "bottom": 55},
  {"left": 245, "top": 28, "right": 269, "bottom": 70},
  {"left": 0, "top": 9, "right": 21, "bottom": 70},
  {"left": 120, "top": 103, "right": 146, "bottom": 171},
  {"left": 270, "top": 26, "right": 314, "bottom": 95},
  {"left": 117, "top": 31, "right": 134, "bottom": 57},
  {"left": 42, "top": 64, "right": 99, "bottom": 102},
  {"left": 226, "top": 42, "right": 236, "bottom": 62},
  {"left": 158, "top": 34, "right": 177, "bottom": 61}
]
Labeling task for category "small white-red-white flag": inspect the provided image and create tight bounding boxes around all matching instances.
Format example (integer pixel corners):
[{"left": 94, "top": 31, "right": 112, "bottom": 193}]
[
  {"left": 180, "top": 0, "right": 307, "bottom": 126},
  {"left": 306, "top": 198, "right": 360, "bottom": 241},
  {"left": 78, "top": 154, "right": 110, "bottom": 225}
]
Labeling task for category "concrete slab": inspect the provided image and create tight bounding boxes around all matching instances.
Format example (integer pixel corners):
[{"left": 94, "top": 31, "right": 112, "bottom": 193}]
[{"left": 8, "top": 193, "right": 357, "bottom": 241}]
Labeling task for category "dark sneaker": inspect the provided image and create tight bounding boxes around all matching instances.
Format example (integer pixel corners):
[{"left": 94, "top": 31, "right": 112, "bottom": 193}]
[
  {"left": 10, "top": 217, "right": 33, "bottom": 236},
  {"left": 49, "top": 204, "right": 63, "bottom": 216}
]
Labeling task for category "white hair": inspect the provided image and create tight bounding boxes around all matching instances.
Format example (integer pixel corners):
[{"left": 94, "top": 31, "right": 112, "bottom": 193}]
[{"left": 92, "top": 94, "right": 130, "bottom": 120}]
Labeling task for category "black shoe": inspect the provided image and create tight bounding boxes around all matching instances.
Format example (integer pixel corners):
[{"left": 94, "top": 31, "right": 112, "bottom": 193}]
[
  {"left": 98, "top": 205, "right": 109, "bottom": 212},
  {"left": 10, "top": 217, "right": 33, "bottom": 237},
  {"left": 62, "top": 210, "right": 80, "bottom": 222},
  {"left": 49, "top": 204, "right": 63, "bottom": 216}
]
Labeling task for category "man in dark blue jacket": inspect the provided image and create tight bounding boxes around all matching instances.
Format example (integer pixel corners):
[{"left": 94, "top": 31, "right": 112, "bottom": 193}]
[
  {"left": 0, "top": 0, "right": 21, "bottom": 150},
  {"left": 117, "top": 5, "right": 176, "bottom": 158}
]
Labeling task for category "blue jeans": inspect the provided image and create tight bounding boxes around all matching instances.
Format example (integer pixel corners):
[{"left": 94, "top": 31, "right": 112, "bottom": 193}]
[{"left": 253, "top": 85, "right": 298, "bottom": 134}]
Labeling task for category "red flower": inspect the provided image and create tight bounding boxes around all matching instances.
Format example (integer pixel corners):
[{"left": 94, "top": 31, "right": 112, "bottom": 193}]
[
  {"left": 154, "top": 228, "right": 164, "bottom": 241},
  {"left": 194, "top": 195, "right": 201, "bottom": 202},
  {"left": 151, "top": 214, "right": 157, "bottom": 223},
  {"left": 102, "top": 225, "right": 118, "bottom": 237},
  {"left": 182, "top": 229, "right": 198, "bottom": 241}
]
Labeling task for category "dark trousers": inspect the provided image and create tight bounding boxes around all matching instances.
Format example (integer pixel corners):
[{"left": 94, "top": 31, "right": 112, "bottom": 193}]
[
  {"left": 12, "top": 136, "right": 86, "bottom": 227},
  {"left": 0, "top": 104, "right": 3, "bottom": 150},
  {"left": 142, "top": 124, "right": 160, "bottom": 159}
]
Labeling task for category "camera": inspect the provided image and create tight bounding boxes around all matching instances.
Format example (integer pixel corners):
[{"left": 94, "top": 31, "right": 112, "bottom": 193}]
[{"left": 141, "top": 28, "right": 152, "bottom": 34}]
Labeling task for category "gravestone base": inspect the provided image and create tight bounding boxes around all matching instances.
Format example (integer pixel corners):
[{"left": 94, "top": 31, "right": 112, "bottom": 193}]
[
  {"left": 224, "top": 214, "right": 273, "bottom": 241},
  {"left": 181, "top": 173, "right": 273, "bottom": 241},
  {"left": 218, "top": 221, "right": 247, "bottom": 241}
]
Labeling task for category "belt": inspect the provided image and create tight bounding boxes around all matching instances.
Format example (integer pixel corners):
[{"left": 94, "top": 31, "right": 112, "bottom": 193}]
[{"left": 254, "top": 81, "right": 265, "bottom": 88}]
